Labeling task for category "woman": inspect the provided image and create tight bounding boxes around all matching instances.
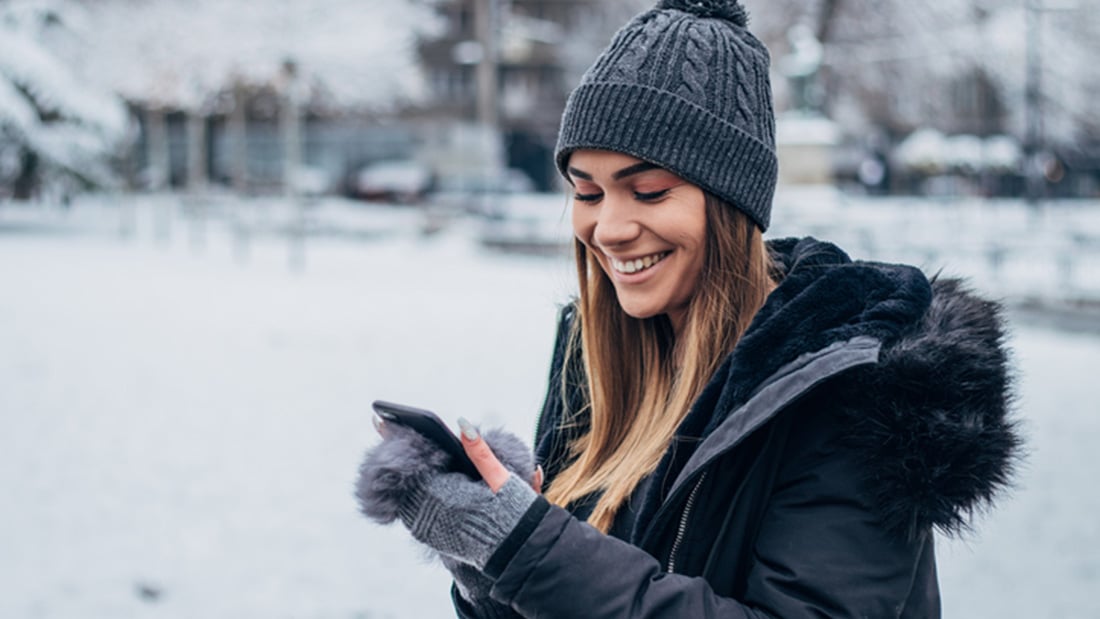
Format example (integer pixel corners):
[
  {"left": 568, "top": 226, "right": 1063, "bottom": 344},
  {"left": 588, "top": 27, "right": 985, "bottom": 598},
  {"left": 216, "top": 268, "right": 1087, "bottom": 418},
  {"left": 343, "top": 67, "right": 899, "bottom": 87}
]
[{"left": 357, "top": 0, "right": 1020, "bottom": 616}]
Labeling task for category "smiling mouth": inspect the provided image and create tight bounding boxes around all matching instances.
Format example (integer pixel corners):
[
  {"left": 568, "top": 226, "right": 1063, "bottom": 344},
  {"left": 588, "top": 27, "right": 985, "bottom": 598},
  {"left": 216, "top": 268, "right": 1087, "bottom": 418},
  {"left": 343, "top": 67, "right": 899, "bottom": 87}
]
[{"left": 610, "top": 251, "right": 670, "bottom": 274}]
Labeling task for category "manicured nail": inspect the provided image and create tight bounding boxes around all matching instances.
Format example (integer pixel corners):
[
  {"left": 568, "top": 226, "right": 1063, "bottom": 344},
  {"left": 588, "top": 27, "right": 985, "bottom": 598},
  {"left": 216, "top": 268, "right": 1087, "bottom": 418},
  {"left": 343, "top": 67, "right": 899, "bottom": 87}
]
[{"left": 457, "top": 417, "right": 480, "bottom": 441}]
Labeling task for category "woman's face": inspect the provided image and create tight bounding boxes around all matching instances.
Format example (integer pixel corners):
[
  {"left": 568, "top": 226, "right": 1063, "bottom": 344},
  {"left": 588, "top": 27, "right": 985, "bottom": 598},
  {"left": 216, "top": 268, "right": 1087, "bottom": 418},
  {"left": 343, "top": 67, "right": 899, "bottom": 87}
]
[{"left": 568, "top": 149, "right": 707, "bottom": 333}]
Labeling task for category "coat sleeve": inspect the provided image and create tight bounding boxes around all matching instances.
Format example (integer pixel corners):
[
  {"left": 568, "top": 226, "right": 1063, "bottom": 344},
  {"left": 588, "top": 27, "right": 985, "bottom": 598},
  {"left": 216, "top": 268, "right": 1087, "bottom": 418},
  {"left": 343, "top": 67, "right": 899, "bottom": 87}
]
[{"left": 479, "top": 399, "right": 930, "bottom": 618}]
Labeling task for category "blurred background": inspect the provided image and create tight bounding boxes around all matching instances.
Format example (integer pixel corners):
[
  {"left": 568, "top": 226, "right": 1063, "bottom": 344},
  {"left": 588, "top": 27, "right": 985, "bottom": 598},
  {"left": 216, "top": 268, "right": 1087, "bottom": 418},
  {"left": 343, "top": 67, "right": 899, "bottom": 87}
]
[{"left": 0, "top": 0, "right": 1097, "bottom": 617}]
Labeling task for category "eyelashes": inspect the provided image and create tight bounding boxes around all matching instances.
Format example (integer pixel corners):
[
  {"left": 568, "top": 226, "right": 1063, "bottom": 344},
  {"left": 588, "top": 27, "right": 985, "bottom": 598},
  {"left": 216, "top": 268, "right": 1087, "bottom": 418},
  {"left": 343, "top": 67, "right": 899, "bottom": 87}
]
[
  {"left": 635, "top": 189, "right": 669, "bottom": 201},
  {"left": 573, "top": 189, "right": 671, "bottom": 203}
]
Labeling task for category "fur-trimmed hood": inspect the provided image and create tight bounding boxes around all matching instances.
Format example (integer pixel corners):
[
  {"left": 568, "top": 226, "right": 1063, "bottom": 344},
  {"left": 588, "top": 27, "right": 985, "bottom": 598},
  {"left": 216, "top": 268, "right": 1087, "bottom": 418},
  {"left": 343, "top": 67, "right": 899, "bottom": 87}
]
[
  {"left": 834, "top": 275, "right": 1020, "bottom": 540},
  {"left": 719, "top": 237, "right": 1021, "bottom": 540},
  {"left": 538, "top": 237, "right": 1021, "bottom": 545}
]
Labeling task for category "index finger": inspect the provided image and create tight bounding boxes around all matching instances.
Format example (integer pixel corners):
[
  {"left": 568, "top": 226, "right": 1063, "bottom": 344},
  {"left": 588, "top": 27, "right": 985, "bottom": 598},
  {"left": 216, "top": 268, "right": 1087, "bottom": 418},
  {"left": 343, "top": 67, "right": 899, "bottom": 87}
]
[{"left": 457, "top": 417, "right": 511, "bottom": 493}]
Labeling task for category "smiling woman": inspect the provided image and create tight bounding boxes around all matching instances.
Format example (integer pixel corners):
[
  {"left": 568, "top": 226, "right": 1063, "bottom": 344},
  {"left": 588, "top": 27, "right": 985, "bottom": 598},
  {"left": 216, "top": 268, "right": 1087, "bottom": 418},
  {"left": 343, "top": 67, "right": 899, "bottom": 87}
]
[
  {"left": 355, "top": 0, "right": 1022, "bottom": 617},
  {"left": 568, "top": 150, "right": 708, "bottom": 332}
]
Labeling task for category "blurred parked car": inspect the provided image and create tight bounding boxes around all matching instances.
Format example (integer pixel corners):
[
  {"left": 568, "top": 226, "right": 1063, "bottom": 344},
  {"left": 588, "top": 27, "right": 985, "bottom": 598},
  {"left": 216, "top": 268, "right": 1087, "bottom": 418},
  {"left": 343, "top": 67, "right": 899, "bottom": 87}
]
[
  {"left": 430, "top": 168, "right": 536, "bottom": 214},
  {"left": 351, "top": 159, "right": 434, "bottom": 203}
]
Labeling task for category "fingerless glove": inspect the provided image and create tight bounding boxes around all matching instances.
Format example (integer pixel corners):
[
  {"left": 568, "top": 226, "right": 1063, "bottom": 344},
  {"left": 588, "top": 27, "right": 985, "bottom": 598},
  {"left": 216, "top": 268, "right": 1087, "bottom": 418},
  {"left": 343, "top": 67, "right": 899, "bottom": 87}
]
[{"left": 398, "top": 473, "right": 536, "bottom": 570}]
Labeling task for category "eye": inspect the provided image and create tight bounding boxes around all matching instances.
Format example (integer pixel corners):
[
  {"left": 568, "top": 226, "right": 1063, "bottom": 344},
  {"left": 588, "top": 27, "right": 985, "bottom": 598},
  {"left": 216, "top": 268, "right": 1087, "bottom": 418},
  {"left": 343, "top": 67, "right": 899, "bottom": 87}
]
[
  {"left": 634, "top": 189, "right": 670, "bottom": 202},
  {"left": 574, "top": 192, "right": 602, "bottom": 203}
]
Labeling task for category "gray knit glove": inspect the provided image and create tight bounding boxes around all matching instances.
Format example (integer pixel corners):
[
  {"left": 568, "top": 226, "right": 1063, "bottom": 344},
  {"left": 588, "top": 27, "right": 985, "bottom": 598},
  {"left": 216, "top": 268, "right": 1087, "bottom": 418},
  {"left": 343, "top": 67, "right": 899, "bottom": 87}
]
[
  {"left": 444, "top": 557, "right": 524, "bottom": 619},
  {"left": 398, "top": 472, "right": 536, "bottom": 570},
  {"left": 356, "top": 421, "right": 537, "bottom": 570},
  {"left": 442, "top": 557, "right": 493, "bottom": 602}
]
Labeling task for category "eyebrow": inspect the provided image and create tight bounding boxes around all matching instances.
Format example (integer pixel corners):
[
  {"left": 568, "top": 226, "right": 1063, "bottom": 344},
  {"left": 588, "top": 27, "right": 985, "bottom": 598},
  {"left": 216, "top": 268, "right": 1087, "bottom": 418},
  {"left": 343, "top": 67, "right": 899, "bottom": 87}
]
[{"left": 567, "top": 161, "right": 661, "bottom": 182}]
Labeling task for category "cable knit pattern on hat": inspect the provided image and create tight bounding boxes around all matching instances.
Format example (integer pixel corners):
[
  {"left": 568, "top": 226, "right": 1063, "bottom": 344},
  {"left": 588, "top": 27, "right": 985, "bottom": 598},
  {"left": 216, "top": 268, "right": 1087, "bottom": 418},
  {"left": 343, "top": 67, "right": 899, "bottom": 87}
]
[
  {"left": 556, "top": 0, "right": 777, "bottom": 230},
  {"left": 605, "top": 12, "right": 667, "bottom": 83},
  {"left": 676, "top": 23, "right": 711, "bottom": 105}
]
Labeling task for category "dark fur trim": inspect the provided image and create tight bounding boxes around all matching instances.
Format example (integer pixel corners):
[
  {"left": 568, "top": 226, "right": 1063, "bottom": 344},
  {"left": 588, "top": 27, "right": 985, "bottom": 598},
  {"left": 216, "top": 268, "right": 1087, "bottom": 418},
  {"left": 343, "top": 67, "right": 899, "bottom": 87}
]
[
  {"left": 356, "top": 425, "right": 535, "bottom": 525},
  {"left": 705, "top": 238, "right": 932, "bottom": 432},
  {"left": 837, "top": 277, "right": 1022, "bottom": 540}
]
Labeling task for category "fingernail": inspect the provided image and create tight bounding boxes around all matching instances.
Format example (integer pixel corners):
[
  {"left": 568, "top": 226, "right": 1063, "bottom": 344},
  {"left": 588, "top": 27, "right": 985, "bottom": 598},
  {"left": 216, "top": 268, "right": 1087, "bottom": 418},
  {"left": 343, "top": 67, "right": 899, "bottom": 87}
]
[{"left": 457, "top": 417, "right": 480, "bottom": 441}]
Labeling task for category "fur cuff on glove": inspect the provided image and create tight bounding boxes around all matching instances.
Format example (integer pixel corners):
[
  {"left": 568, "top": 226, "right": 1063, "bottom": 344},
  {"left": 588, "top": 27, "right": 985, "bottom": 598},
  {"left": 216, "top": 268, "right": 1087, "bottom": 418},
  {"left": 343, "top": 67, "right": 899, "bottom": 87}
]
[{"left": 355, "top": 423, "right": 535, "bottom": 525}]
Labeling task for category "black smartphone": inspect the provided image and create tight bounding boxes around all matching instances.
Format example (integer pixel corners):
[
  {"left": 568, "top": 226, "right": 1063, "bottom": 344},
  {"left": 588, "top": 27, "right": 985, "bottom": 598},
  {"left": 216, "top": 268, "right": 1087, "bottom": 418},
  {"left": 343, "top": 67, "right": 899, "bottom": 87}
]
[{"left": 371, "top": 400, "right": 481, "bottom": 481}]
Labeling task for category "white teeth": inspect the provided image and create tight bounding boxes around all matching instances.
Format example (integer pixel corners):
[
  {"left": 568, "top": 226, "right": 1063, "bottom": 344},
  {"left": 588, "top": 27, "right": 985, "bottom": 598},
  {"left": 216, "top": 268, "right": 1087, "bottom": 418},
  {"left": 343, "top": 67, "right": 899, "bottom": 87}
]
[{"left": 612, "top": 252, "right": 666, "bottom": 274}]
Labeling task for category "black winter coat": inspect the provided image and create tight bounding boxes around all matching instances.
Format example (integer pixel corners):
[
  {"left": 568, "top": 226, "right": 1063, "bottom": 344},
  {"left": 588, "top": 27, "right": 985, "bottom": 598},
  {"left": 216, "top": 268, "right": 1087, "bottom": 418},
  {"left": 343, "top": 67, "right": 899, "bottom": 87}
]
[{"left": 458, "top": 237, "right": 1019, "bottom": 618}]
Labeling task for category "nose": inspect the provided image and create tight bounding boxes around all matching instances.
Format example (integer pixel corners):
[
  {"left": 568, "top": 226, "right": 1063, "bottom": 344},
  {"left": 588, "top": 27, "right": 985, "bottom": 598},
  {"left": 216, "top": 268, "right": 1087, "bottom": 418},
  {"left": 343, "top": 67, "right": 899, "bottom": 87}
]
[{"left": 591, "top": 194, "right": 641, "bottom": 249}]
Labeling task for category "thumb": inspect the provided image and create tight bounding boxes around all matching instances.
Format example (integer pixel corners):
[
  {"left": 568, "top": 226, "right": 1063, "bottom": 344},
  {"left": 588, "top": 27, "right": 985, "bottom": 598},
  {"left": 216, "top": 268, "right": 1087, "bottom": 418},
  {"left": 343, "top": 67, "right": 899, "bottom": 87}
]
[{"left": 457, "top": 418, "right": 511, "bottom": 493}]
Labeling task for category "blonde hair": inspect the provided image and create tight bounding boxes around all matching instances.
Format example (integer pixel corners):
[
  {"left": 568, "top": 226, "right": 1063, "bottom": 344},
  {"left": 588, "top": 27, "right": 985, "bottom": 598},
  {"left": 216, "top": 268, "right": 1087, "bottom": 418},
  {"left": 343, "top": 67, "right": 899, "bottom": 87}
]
[{"left": 544, "top": 194, "right": 776, "bottom": 532}]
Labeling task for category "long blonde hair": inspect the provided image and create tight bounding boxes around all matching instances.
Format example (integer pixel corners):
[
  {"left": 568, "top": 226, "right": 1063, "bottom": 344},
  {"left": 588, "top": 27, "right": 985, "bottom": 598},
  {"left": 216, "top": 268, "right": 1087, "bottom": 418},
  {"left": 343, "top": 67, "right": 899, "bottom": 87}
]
[{"left": 544, "top": 194, "right": 776, "bottom": 532}]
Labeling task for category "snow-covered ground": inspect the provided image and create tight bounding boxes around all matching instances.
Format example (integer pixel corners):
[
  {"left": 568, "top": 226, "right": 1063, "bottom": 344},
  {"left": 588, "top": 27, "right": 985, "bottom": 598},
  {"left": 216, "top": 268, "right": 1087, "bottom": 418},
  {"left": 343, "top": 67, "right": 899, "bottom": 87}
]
[{"left": 0, "top": 194, "right": 1097, "bottom": 618}]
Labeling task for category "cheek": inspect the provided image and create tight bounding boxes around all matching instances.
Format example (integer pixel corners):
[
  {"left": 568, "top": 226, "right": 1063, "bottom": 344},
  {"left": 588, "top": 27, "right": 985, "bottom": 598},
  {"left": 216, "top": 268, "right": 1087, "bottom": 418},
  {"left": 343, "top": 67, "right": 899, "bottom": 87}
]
[
  {"left": 571, "top": 207, "right": 596, "bottom": 243},
  {"left": 669, "top": 208, "right": 707, "bottom": 284}
]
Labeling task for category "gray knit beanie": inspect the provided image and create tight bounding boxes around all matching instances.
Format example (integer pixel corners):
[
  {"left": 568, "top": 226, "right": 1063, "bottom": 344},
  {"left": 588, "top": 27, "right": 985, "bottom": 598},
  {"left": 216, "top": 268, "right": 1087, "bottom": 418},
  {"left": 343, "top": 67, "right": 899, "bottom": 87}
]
[{"left": 555, "top": 0, "right": 777, "bottom": 231}]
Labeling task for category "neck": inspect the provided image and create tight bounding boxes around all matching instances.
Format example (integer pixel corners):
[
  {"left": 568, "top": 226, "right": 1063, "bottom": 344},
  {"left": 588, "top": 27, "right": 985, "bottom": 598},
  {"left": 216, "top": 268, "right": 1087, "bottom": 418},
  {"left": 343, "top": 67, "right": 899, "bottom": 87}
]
[{"left": 668, "top": 308, "right": 687, "bottom": 341}]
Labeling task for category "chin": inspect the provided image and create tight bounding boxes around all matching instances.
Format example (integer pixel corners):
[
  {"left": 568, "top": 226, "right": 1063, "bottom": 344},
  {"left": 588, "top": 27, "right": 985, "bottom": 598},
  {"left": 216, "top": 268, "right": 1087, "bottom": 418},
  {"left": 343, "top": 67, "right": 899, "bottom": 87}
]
[{"left": 616, "top": 301, "right": 663, "bottom": 321}]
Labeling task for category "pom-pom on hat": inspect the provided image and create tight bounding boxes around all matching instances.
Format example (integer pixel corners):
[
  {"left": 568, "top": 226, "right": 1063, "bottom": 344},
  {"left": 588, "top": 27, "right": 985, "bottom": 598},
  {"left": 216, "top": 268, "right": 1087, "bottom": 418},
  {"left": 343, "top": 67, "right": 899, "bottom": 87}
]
[{"left": 555, "top": 0, "right": 777, "bottom": 231}]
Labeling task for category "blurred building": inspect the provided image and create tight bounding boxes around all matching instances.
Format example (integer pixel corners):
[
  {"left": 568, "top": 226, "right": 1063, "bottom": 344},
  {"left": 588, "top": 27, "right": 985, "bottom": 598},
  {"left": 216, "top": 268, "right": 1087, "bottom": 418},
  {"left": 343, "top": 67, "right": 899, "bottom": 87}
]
[
  {"left": 129, "top": 86, "right": 419, "bottom": 197},
  {"left": 410, "top": 0, "right": 597, "bottom": 192}
]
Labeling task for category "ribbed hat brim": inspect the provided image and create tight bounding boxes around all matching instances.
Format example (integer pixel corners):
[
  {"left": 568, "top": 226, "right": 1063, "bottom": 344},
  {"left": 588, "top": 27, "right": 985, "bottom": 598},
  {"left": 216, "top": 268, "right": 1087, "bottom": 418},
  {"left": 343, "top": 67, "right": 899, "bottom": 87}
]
[{"left": 556, "top": 82, "right": 777, "bottom": 231}]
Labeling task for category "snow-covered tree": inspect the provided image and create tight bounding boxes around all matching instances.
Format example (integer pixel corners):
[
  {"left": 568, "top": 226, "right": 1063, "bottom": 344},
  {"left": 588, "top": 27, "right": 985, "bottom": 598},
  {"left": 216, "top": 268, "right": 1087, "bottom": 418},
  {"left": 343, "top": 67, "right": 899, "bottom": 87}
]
[
  {"left": 75, "top": 0, "right": 441, "bottom": 114},
  {"left": 747, "top": 0, "right": 1099, "bottom": 145},
  {"left": 0, "top": 0, "right": 129, "bottom": 198}
]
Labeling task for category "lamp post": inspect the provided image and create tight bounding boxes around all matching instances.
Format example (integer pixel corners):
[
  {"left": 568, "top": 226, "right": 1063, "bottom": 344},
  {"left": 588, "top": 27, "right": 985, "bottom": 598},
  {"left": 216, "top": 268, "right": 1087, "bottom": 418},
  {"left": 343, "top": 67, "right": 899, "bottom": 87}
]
[
  {"left": 1024, "top": 0, "right": 1043, "bottom": 209},
  {"left": 475, "top": 0, "right": 502, "bottom": 212},
  {"left": 1023, "top": 1, "right": 1083, "bottom": 208},
  {"left": 279, "top": 58, "right": 307, "bottom": 271}
]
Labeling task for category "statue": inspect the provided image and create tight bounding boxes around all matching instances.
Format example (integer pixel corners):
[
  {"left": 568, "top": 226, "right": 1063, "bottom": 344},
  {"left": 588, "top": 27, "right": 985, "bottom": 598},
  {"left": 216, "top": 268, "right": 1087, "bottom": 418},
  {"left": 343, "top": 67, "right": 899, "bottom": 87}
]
[{"left": 779, "top": 23, "right": 823, "bottom": 113}]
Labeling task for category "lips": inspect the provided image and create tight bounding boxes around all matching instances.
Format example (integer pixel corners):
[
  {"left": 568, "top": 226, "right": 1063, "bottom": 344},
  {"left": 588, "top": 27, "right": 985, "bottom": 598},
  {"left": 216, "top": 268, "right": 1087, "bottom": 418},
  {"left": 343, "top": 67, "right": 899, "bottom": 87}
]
[{"left": 610, "top": 251, "right": 670, "bottom": 274}]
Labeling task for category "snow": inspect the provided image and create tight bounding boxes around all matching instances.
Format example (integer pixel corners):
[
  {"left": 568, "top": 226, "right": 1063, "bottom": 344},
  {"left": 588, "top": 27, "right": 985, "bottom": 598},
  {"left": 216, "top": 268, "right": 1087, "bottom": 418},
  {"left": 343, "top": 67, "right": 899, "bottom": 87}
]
[
  {"left": 893, "top": 130, "right": 1026, "bottom": 174},
  {"left": 0, "top": 196, "right": 573, "bottom": 618},
  {"left": 0, "top": 77, "right": 38, "bottom": 135},
  {"left": 74, "top": 0, "right": 441, "bottom": 111},
  {"left": 893, "top": 128, "right": 949, "bottom": 171},
  {"left": 0, "top": 0, "right": 130, "bottom": 188},
  {"left": 983, "top": 135, "right": 1023, "bottom": 171},
  {"left": 0, "top": 194, "right": 1098, "bottom": 617},
  {"left": 0, "top": 5, "right": 127, "bottom": 137},
  {"left": 775, "top": 113, "right": 839, "bottom": 146}
]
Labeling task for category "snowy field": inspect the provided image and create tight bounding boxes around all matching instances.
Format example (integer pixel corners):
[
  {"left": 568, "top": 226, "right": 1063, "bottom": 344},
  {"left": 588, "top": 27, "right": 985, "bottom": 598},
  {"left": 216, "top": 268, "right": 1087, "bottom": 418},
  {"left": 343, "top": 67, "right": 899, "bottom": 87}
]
[{"left": 1, "top": 194, "right": 1098, "bottom": 618}]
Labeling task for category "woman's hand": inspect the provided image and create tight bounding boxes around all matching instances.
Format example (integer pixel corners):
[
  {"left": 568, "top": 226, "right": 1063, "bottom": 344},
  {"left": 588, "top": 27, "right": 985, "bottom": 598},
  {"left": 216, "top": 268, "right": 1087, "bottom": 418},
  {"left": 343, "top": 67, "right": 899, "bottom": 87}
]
[
  {"left": 458, "top": 417, "right": 543, "bottom": 494},
  {"left": 356, "top": 415, "right": 540, "bottom": 554}
]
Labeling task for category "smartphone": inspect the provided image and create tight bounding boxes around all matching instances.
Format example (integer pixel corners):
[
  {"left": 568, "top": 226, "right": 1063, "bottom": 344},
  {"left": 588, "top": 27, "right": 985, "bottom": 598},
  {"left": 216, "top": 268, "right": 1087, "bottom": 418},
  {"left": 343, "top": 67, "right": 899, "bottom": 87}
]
[{"left": 371, "top": 400, "right": 481, "bottom": 480}]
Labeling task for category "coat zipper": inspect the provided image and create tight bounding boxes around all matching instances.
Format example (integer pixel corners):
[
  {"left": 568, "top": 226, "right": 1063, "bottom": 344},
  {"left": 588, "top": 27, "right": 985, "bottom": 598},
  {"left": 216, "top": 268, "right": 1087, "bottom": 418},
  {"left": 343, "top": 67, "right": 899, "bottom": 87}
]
[{"left": 666, "top": 471, "right": 707, "bottom": 573}]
